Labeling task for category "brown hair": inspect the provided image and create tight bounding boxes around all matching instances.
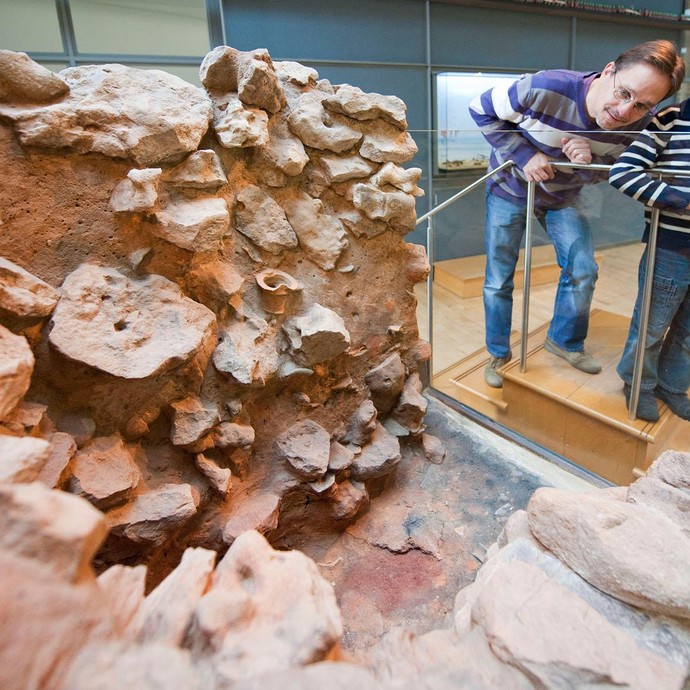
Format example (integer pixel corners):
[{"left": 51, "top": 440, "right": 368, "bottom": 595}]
[{"left": 614, "top": 39, "right": 685, "bottom": 99}]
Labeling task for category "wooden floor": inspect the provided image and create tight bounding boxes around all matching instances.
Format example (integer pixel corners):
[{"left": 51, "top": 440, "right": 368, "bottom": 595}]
[
  {"left": 417, "top": 243, "right": 690, "bottom": 485},
  {"left": 417, "top": 242, "right": 644, "bottom": 374}
]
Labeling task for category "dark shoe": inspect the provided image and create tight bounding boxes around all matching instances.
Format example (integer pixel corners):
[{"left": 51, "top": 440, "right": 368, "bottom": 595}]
[
  {"left": 623, "top": 384, "right": 659, "bottom": 422},
  {"left": 484, "top": 352, "right": 512, "bottom": 389},
  {"left": 544, "top": 337, "right": 602, "bottom": 374},
  {"left": 655, "top": 387, "right": 690, "bottom": 421}
]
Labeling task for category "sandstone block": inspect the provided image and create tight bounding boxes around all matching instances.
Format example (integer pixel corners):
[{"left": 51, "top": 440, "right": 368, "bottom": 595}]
[
  {"left": 137, "top": 547, "right": 216, "bottom": 646},
  {"left": 528, "top": 487, "right": 690, "bottom": 619},
  {"left": 7, "top": 63, "right": 212, "bottom": 166},
  {"left": 0, "top": 434, "right": 50, "bottom": 483},
  {"left": 283, "top": 303, "right": 351, "bottom": 366},
  {"left": 67, "top": 434, "right": 140, "bottom": 510},
  {"left": 154, "top": 197, "right": 229, "bottom": 253},
  {"left": 276, "top": 419, "right": 331, "bottom": 481},
  {"left": 167, "top": 149, "right": 227, "bottom": 189},
  {"left": 350, "top": 422, "right": 401, "bottom": 480},
  {"left": 0, "top": 481, "right": 108, "bottom": 583},
  {"left": 0, "top": 50, "right": 69, "bottom": 103},
  {"left": 288, "top": 91, "right": 362, "bottom": 153},
  {"left": 222, "top": 493, "right": 281, "bottom": 543},
  {"left": 324, "top": 84, "right": 408, "bottom": 129},
  {"left": 0, "top": 325, "right": 34, "bottom": 421},
  {"left": 364, "top": 352, "right": 406, "bottom": 414},
  {"left": 0, "top": 256, "right": 60, "bottom": 318},
  {"left": 50, "top": 264, "right": 216, "bottom": 379},
  {"left": 234, "top": 185, "right": 298, "bottom": 254},
  {"left": 281, "top": 191, "right": 348, "bottom": 270},
  {"left": 108, "top": 167, "right": 161, "bottom": 213}
]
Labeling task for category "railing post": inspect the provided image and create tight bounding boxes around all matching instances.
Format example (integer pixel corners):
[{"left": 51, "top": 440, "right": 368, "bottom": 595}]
[
  {"left": 628, "top": 201, "right": 661, "bottom": 421},
  {"left": 520, "top": 180, "right": 536, "bottom": 372},
  {"left": 426, "top": 214, "right": 435, "bottom": 380}
]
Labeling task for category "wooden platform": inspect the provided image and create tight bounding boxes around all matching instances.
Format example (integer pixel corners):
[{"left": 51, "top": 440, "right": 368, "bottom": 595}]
[
  {"left": 434, "top": 246, "right": 601, "bottom": 299},
  {"left": 433, "top": 309, "right": 690, "bottom": 485}
]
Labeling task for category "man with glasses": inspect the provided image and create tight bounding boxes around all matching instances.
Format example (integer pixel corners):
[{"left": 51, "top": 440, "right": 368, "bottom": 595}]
[{"left": 469, "top": 40, "right": 685, "bottom": 388}]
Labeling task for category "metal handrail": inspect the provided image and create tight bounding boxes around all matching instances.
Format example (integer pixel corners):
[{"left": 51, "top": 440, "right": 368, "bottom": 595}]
[{"left": 420, "top": 158, "right": 683, "bottom": 424}]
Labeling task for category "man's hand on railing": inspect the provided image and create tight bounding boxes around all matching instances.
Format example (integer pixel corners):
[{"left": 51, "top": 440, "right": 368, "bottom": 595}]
[
  {"left": 561, "top": 136, "right": 592, "bottom": 165},
  {"left": 522, "top": 152, "right": 554, "bottom": 182}
]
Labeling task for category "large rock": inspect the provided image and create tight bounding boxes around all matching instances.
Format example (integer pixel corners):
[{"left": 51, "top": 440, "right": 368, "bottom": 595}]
[
  {"left": 647, "top": 450, "right": 690, "bottom": 491},
  {"left": 185, "top": 260, "right": 244, "bottom": 314},
  {"left": 222, "top": 493, "right": 281, "bottom": 543},
  {"left": 350, "top": 423, "right": 401, "bottom": 480},
  {"left": 364, "top": 352, "right": 406, "bottom": 414},
  {"left": 49, "top": 264, "right": 216, "bottom": 379},
  {"left": 528, "top": 487, "right": 690, "bottom": 619},
  {"left": 320, "top": 153, "right": 378, "bottom": 184},
  {"left": 3, "top": 63, "right": 212, "bottom": 165},
  {"left": 471, "top": 560, "right": 686, "bottom": 690},
  {"left": 210, "top": 92, "right": 269, "bottom": 148},
  {"left": 188, "top": 530, "right": 342, "bottom": 684},
  {"left": 0, "top": 325, "right": 34, "bottom": 420},
  {"left": 352, "top": 182, "right": 417, "bottom": 232},
  {"left": 254, "top": 111, "right": 309, "bottom": 177},
  {"left": 359, "top": 121, "right": 418, "bottom": 164},
  {"left": 109, "top": 167, "right": 161, "bottom": 213},
  {"left": 97, "top": 563, "right": 147, "bottom": 637},
  {"left": 37, "top": 431, "right": 77, "bottom": 488},
  {"left": 167, "top": 149, "right": 227, "bottom": 189},
  {"left": 627, "top": 475, "right": 690, "bottom": 538},
  {"left": 63, "top": 642, "right": 201, "bottom": 690},
  {"left": 0, "top": 552, "right": 117, "bottom": 690},
  {"left": 169, "top": 395, "right": 220, "bottom": 447},
  {"left": 200, "top": 46, "right": 286, "bottom": 114}
]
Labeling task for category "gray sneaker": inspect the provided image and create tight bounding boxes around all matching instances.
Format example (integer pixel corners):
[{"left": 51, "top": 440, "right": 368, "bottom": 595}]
[
  {"left": 544, "top": 337, "right": 601, "bottom": 374},
  {"left": 485, "top": 353, "right": 512, "bottom": 388}
]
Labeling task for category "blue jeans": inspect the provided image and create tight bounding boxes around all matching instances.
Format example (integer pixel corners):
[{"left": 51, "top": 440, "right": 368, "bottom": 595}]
[
  {"left": 617, "top": 246, "right": 690, "bottom": 394},
  {"left": 483, "top": 193, "right": 598, "bottom": 358}
]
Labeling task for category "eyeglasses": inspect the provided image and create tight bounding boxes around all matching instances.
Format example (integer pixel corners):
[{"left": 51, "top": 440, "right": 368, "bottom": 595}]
[{"left": 612, "top": 71, "right": 657, "bottom": 116}]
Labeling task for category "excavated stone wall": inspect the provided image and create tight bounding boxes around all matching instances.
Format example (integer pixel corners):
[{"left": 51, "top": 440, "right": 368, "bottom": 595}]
[{"left": 0, "top": 47, "right": 434, "bottom": 575}]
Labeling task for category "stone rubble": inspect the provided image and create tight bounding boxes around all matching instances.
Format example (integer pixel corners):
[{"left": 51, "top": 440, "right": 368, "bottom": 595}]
[
  {"left": 1, "top": 44, "right": 687, "bottom": 689},
  {"left": 0, "top": 450, "right": 688, "bottom": 688}
]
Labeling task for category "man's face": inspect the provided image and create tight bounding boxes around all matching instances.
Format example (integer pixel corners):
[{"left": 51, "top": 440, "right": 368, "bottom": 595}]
[{"left": 588, "top": 61, "right": 672, "bottom": 130}]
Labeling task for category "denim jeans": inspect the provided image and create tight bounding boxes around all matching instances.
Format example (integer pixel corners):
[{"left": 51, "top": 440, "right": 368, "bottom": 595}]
[
  {"left": 617, "top": 246, "right": 690, "bottom": 394},
  {"left": 483, "top": 193, "right": 598, "bottom": 358}
]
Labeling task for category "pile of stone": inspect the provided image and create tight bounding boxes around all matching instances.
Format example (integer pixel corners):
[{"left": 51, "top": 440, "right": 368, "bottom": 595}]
[
  {"left": 2, "top": 449, "right": 688, "bottom": 689},
  {"left": 0, "top": 45, "right": 434, "bottom": 571}
]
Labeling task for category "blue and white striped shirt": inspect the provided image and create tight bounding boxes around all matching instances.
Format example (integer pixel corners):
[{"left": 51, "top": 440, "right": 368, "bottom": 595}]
[
  {"left": 470, "top": 69, "right": 644, "bottom": 209},
  {"left": 609, "top": 99, "right": 690, "bottom": 251}
]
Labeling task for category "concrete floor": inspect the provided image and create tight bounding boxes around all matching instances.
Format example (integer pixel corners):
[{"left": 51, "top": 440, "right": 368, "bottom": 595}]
[{"left": 299, "top": 394, "right": 595, "bottom": 659}]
